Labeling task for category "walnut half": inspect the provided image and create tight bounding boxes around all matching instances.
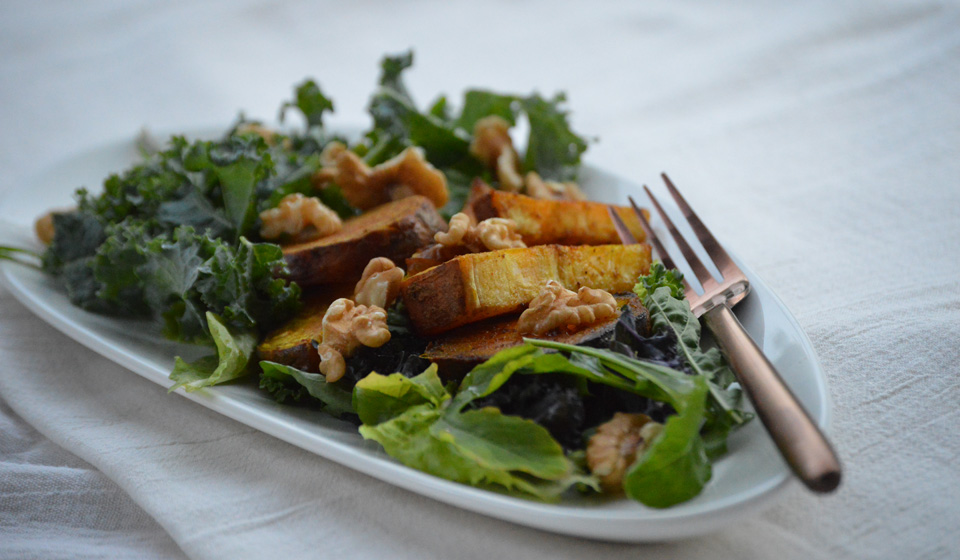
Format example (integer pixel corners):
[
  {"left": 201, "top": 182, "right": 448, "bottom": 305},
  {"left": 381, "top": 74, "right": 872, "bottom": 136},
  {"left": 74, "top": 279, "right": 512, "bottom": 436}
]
[
  {"left": 354, "top": 257, "right": 404, "bottom": 309},
  {"left": 517, "top": 280, "right": 618, "bottom": 335},
  {"left": 524, "top": 171, "right": 586, "bottom": 201},
  {"left": 313, "top": 145, "right": 449, "bottom": 210},
  {"left": 259, "top": 193, "right": 342, "bottom": 243},
  {"left": 434, "top": 212, "right": 526, "bottom": 253},
  {"left": 586, "top": 413, "right": 664, "bottom": 492},
  {"left": 317, "top": 298, "right": 391, "bottom": 382},
  {"left": 469, "top": 116, "right": 524, "bottom": 192}
]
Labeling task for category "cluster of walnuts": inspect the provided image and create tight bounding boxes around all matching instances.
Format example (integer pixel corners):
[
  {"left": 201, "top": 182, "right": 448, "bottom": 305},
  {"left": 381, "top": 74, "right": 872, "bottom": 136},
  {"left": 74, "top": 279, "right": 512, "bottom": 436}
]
[
  {"left": 435, "top": 212, "right": 526, "bottom": 252},
  {"left": 316, "top": 258, "right": 405, "bottom": 382}
]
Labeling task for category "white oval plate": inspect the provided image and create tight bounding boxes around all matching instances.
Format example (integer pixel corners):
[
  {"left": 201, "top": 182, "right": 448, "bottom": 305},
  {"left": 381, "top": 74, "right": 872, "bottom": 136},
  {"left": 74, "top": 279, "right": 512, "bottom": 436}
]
[{"left": 0, "top": 130, "right": 831, "bottom": 542}]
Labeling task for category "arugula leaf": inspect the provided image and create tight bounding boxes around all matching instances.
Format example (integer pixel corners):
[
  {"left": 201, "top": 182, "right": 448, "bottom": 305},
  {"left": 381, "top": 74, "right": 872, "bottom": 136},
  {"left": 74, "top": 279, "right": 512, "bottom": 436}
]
[
  {"left": 634, "top": 264, "right": 751, "bottom": 457},
  {"left": 259, "top": 361, "right": 354, "bottom": 417},
  {"left": 354, "top": 364, "right": 592, "bottom": 501},
  {"left": 280, "top": 79, "right": 334, "bottom": 128},
  {"left": 624, "top": 376, "right": 711, "bottom": 508},
  {"left": 643, "top": 286, "right": 749, "bottom": 443},
  {"left": 0, "top": 246, "right": 42, "bottom": 270},
  {"left": 369, "top": 88, "right": 470, "bottom": 167},
  {"left": 169, "top": 312, "right": 257, "bottom": 392},
  {"left": 506, "top": 340, "right": 713, "bottom": 507}
]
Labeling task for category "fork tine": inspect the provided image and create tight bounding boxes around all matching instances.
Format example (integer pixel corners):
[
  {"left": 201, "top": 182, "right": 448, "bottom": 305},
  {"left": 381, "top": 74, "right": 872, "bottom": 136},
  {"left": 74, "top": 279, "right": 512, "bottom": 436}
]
[
  {"left": 661, "top": 173, "right": 735, "bottom": 273},
  {"left": 642, "top": 185, "right": 718, "bottom": 292},
  {"left": 626, "top": 196, "right": 693, "bottom": 295},
  {"left": 606, "top": 206, "right": 639, "bottom": 245}
]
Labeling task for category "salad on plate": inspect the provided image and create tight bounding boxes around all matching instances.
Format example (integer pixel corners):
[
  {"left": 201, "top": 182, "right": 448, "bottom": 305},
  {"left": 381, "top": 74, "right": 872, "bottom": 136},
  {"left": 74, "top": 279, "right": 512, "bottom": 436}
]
[{"left": 5, "top": 51, "right": 752, "bottom": 509}]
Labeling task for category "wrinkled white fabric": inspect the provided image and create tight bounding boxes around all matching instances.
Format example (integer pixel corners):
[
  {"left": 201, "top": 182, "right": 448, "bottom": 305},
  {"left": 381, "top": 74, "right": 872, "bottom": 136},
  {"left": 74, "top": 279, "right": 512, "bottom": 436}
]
[{"left": 1, "top": 1, "right": 958, "bottom": 559}]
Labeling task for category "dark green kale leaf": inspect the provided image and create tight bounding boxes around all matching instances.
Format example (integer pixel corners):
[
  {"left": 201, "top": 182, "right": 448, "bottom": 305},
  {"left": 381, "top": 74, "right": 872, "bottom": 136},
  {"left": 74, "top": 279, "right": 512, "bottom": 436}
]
[
  {"left": 378, "top": 50, "right": 415, "bottom": 102},
  {"left": 520, "top": 93, "right": 588, "bottom": 182},
  {"left": 194, "top": 237, "right": 300, "bottom": 336},
  {"left": 156, "top": 190, "right": 234, "bottom": 240},
  {"left": 634, "top": 261, "right": 686, "bottom": 300},
  {"left": 366, "top": 51, "right": 471, "bottom": 168},
  {"left": 256, "top": 148, "right": 358, "bottom": 221},
  {"left": 182, "top": 135, "right": 274, "bottom": 239},
  {"left": 455, "top": 90, "right": 519, "bottom": 131},
  {"left": 280, "top": 79, "right": 335, "bottom": 128},
  {"left": 42, "top": 211, "right": 105, "bottom": 273}
]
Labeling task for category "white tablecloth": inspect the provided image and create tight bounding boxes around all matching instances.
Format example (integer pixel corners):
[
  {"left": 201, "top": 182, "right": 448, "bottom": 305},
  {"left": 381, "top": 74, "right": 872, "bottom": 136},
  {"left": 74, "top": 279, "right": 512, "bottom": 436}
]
[{"left": 2, "top": 1, "right": 958, "bottom": 558}]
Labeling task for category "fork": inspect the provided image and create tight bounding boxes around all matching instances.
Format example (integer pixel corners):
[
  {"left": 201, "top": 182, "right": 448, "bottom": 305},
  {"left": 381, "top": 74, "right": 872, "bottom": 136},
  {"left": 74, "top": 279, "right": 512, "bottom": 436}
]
[{"left": 608, "top": 173, "right": 842, "bottom": 493}]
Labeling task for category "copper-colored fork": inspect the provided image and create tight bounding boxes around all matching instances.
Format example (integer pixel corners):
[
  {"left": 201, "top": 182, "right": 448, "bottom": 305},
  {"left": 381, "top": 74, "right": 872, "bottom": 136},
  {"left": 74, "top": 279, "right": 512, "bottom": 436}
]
[{"left": 608, "top": 174, "right": 841, "bottom": 493}]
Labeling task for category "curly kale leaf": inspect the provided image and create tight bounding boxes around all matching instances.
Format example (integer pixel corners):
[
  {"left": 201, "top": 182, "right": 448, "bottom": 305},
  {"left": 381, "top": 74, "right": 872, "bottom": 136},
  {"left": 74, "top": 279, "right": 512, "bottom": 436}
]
[
  {"left": 52, "top": 221, "right": 299, "bottom": 344},
  {"left": 634, "top": 261, "right": 686, "bottom": 301},
  {"left": 42, "top": 211, "right": 105, "bottom": 273},
  {"left": 378, "top": 50, "right": 415, "bottom": 101},
  {"left": 280, "top": 79, "right": 334, "bottom": 128},
  {"left": 181, "top": 135, "right": 274, "bottom": 239},
  {"left": 520, "top": 93, "right": 588, "bottom": 182},
  {"left": 455, "top": 90, "right": 519, "bottom": 131}
]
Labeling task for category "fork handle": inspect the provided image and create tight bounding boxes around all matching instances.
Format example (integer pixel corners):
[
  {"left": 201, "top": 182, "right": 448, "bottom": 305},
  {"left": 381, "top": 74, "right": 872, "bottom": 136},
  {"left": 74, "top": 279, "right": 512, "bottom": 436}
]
[{"left": 703, "top": 304, "right": 842, "bottom": 493}]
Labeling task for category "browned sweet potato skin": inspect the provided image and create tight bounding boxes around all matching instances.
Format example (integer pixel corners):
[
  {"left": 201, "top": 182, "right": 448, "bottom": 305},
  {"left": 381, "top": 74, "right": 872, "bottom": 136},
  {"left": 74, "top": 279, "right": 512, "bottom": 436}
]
[
  {"left": 256, "top": 285, "right": 352, "bottom": 372},
  {"left": 400, "top": 243, "right": 651, "bottom": 336},
  {"left": 465, "top": 181, "right": 647, "bottom": 246},
  {"left": 424, "top": 293, "right": 648, "bottom": 378},
  {"left": 282, "top": 196, "right": 446, "bottom": 286}
]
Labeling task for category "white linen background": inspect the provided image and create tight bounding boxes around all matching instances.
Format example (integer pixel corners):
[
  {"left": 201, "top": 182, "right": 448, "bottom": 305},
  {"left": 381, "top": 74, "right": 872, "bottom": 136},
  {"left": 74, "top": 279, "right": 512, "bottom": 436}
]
[{"left": 1, "top": 1, "right": 958, "bottom": 558}]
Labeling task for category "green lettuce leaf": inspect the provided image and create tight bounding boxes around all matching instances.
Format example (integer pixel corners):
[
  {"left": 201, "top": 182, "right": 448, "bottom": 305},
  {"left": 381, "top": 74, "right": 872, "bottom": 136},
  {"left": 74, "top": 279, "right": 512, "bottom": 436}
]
[
  {"left": 259, "top": 361, "right": 354, "bottom": 417},
  {"left": 354, "top": 365, "right": 591, "bottom": 501},
  {"left": 169, "top": 312, "right": 257, "bottom": 392},
  {"left": 353, "top": 365, "right": 447, "bottom": 425}
]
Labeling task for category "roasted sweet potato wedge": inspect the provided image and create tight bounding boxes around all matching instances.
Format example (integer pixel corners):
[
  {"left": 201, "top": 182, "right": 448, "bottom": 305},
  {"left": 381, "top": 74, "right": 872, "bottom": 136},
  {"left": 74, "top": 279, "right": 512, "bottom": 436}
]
[
  {"left": 424, "top": 293, "right": 648, "bottom": 377},
  {"left": 465, "top": 180, "right": 647, "bottom": 246},
  {"left": 401, "top": 244, "right": 651, "bottom": 336},
  {"left": 256, "top": 285, "right": 353, "bottom": 372},
  {"left": 283, "top": 196, "right": 446, "bottom": 286}
]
